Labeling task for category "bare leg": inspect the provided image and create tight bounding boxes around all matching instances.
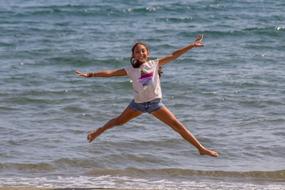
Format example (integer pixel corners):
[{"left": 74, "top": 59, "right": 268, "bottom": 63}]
[
  {"left": 87, "top": 106, "right": 142, "bottom": 143},
  {"left": 151, "top": 106, "right": 219, "bottom": 157}
]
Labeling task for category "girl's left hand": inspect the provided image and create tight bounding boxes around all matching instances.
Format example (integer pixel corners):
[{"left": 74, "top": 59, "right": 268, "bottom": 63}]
[{"left": 193, "top": 34, "right": 204, "bottom": 47}]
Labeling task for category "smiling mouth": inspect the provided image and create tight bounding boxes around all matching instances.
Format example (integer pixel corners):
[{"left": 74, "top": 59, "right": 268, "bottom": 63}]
[{"left": 138, "top": 56, "right": 146, "bottom": 60}]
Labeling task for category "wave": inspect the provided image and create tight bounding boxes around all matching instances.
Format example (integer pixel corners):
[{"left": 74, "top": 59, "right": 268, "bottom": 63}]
[
  {"left": 12, "top": 5, "right": 116, "bottom": 17},
  {"left": 2, "top": 160, "right": 284, "bottom": 181},
  {"left": 195, "top": 26, "right": 284, "bottom": 39},
  {"left": 0, "top": 162, "right": 54, "bottom": 172},
  {"left": 87, "top": 168, "right": 285, "bottom": 181},
  {"left": 1, "top": 174, "right": 284, "bottom": 190},
  {"left": 10, "top": 4, "right": 163, "bottom": 18},
  {"left": 4, "top": 1, "right": 253, "bottom": 19}
]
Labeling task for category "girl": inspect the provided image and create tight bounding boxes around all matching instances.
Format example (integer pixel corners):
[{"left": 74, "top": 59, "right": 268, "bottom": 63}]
[{"left": 76, "top": 35, "right": 219, "bottom": 157}]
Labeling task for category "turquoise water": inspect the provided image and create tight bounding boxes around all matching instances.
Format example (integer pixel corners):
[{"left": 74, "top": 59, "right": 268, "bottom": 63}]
[{"left": 0, "top": 0, "right": 285, "bottom": 189}]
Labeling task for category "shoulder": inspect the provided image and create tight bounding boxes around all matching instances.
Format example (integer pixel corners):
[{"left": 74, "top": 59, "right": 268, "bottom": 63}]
[
  {"left": 148, "top": 59, "right": 159, "bottom": 70},
  {"left": 148, "top": 59, "right": 159, "bottom": 67},
  {"left": 124, "top": 65, "right": 135, "bottom": 75},
  {"left": 150, "top": 59, "right": 159, "bottom": 64}
]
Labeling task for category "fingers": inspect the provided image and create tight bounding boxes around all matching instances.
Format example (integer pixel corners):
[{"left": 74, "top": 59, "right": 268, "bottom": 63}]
[
  {"left": 75, "top": 70, "right": 88, "bottom": 77},
  {"left": 195, "top": 34, "right": 204, "bottom": 42},
  {"left": 75, "top": 70, "right": 83, "bottom": 76},
  {"left": 75, "top": 70, "right": 81, "bottom": 74},
  {"left": 87, "top": 133, "right": 92, "bottom": 143}
]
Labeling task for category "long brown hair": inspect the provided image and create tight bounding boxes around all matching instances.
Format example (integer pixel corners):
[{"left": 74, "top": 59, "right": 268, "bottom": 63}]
[{"left": 130, "top": 42, "right": 163, "bottom": 77}]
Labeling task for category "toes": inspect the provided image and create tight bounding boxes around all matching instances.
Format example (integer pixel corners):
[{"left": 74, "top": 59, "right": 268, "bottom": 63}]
[
  {"left": 209, "top": 150, "right": 219, "bottom": 157},
  {"left": 87, "top": 133, "right": 92, "bottom": 143},
  {"left": 87, "top": 131, "right": 96, "bottom": 143},
  {"left": 199, "top": 149, "right": 219, "bottom": 157}
]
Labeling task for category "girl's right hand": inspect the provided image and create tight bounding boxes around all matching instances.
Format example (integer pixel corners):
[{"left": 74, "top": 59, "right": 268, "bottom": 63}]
[{"left": 75, "top": 70, "right": 92, "bottom": 78}]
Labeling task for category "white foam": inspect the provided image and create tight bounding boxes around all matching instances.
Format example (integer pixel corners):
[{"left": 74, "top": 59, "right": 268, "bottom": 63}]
[{"left": 0, "top": 176, "right": 284, "bottom": 190}]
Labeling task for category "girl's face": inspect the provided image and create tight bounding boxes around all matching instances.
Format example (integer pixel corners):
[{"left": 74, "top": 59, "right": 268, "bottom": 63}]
[{"left": 133, "top": 44, "right": 149, "bottom": 64}]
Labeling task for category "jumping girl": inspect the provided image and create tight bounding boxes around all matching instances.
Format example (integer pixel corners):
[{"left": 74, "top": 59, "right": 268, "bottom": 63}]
[{"left": 76, "top": 35, "right": 219, "bottom": 157}]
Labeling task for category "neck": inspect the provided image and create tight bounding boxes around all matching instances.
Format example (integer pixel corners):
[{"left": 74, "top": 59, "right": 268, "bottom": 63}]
[{"left": 132, "top": 60, "right": 145, "bottom": 68}]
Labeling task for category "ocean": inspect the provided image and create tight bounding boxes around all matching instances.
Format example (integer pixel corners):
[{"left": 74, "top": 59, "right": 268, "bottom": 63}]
[{"left": 0, "top": 0, "right": 285, "bottom": 189}]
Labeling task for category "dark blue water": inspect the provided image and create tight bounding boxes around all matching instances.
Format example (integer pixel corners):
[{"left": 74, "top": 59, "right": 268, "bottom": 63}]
[{"left": 0, "top": 0, "right": 285, "bottom": 189}]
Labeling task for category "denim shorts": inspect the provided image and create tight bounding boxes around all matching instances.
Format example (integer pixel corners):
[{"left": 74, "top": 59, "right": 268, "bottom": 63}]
[{"left": 128, "top": 98, "right": 164, "bottom": 113}]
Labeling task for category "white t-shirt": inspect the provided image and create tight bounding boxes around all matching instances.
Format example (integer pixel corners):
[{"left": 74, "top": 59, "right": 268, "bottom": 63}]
[{"left": 125, "top": 59, "right": 162, "bottom": 103}]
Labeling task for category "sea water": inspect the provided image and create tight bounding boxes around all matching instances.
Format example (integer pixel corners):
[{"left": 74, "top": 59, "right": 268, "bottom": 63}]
[{"left": 0, "top": 0, "right": 285, "bottom": 189}]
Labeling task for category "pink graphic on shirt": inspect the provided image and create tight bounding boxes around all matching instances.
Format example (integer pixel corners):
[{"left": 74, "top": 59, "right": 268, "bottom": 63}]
[{"left": 139, "top": 72, "right": 153, "bottom": 86}]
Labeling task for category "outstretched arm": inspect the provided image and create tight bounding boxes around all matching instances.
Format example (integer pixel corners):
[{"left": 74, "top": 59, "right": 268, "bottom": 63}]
[
  {"left": 75, "top": 68, "right": 127, "bottom": 78},
  {"left": 159, "top": 34, "right": 204, "bottom": 65}
]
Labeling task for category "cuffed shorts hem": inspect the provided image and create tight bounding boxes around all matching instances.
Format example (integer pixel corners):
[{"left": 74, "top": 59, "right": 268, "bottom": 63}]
[{"left": 128, "top": 98, "right": 164, "bottom": 113}]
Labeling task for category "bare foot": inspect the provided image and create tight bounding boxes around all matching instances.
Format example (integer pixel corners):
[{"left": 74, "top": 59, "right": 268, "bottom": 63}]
[
  {"left": 87, "top": 128, "right": 103, "bottom": 143},
  {"left": 199, "top": 148, "right": 219, "bottom": 157}
]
